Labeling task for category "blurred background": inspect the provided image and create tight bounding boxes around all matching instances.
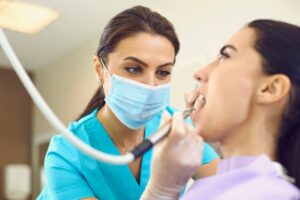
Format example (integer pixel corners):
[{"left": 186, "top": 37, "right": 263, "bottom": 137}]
[{"left": 0, "top": 0, "right": 299, "bottom": 199}]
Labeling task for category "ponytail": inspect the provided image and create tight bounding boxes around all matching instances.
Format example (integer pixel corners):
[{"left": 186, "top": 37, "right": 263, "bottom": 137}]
[
  {"left": 277, "top": 87, "right": 300, "bottom": 188},
  {"left": 277, "top": 123, "right": 300, "bottom": 188},
  {"left": 77, "top": 86, "right": 105, "bottom": 120}
]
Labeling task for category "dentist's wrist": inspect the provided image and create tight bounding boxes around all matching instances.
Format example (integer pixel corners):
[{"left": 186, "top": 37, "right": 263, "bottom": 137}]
[{"left": 141, "top": 179, "right": 182, "bottom": 200}]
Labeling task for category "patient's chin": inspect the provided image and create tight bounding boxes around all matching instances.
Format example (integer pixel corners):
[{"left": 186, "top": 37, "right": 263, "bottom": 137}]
[{"left": 196, "top": 126, "right": 222, "bottom": 143}]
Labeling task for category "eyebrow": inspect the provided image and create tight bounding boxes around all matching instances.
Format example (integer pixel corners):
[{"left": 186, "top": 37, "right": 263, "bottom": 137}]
[
  {"left": 220, "top": 44, "right": 238, "bottom": 52},
  {"left": 123, "top": 56, "right": 173, "bottom": 68}
]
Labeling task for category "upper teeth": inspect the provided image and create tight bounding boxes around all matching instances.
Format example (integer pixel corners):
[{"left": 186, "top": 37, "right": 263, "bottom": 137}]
[
  {"left": 194, "top": 94, "right": 206, "bottom": 110},
  {"left": 198, "top": 94, "right": 206, "bottom": 103}
]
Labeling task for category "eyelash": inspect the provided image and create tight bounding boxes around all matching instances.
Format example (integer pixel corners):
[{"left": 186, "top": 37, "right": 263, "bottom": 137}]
[
  {"left": 125, "top": 66, "right": 141, "bottom": 74},
  {"left": 125, "top": 66, "right": 171, "bottom": 78},
  {"left": 157, "top": 71, "right": 171, "bottom": 78},
  {"left": 218, "top": 48, "right": 230, "bottom": 60}
]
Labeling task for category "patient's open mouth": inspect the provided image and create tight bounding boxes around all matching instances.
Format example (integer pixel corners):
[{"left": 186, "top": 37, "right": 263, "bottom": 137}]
[{"left": 194, "top": 94, "right": 206, "bottom": 110}]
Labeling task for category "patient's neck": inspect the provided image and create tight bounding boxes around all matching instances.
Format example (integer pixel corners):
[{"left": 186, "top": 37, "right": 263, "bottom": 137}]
[{"left": 220, "top": 113, "right": 278, "bottom": 161}]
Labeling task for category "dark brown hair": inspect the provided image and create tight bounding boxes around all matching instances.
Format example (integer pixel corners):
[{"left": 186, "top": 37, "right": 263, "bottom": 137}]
[
  {"left": 77, "top": 6, "right": 179, "bottom": 120},
  {"left": 248, "top": 19, "right": 300, "bottom": 188}
]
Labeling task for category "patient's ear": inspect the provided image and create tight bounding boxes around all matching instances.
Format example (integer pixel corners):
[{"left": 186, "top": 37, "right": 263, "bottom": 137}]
[
  {"left": 256, "top": 74, "right": 291, "bottom": 104},
  {"left": 93, "top": 55, "right": 104, "bottom": 83}
]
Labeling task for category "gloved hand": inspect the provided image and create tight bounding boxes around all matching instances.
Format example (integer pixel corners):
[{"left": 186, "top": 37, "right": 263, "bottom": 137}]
[{"left": 141, "top": 111, "right": 203, "bottom": 200}]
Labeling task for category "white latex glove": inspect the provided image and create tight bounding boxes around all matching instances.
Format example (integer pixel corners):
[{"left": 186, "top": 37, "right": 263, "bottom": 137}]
[{"left": 141, "top": 112, "right": 203, "bottom": 200}]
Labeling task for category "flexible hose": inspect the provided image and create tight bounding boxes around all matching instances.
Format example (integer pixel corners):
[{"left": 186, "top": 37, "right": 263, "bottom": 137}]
[{"left": 0, "top": 28, "right": 134, "bottom": 165}]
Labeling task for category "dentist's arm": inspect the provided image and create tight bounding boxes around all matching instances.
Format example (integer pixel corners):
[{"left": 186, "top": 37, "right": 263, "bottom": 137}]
[{"left": 193, "top": 158, "right": 219, "bottom": 179}]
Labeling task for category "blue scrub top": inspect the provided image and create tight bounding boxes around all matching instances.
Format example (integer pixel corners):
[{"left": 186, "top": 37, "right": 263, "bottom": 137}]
[{"left": 37, "top": 106, "right": 218, "bottom": 200}]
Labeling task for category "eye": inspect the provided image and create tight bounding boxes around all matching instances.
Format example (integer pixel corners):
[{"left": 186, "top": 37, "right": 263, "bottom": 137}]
[
  {"left": 156, "top": 70, "right": 171, "bottom": 78},
  {"left": 218, "top": 47, "right": 230, "bottom": 62},
  {"left": 125, "top": 66, "right": 142, "bottom": 74}
]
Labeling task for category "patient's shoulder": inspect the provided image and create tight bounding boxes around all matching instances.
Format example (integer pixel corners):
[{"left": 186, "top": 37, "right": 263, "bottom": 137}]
[{"left": 219, "top": 175, "right": 300, "bottom": 200}]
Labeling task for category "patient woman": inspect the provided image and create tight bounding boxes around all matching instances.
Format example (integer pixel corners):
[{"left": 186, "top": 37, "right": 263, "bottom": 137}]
[
  {"left": 141, "top": 19, "right": 300, "bottom": 199},
  {"left": 37, "top": 5, "right": 219, "bottom": 200}
]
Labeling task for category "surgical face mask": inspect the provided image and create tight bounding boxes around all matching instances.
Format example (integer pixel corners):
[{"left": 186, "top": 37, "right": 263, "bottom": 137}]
[{"left": 99, "top": 57, "right": 171, "bottom": 129}]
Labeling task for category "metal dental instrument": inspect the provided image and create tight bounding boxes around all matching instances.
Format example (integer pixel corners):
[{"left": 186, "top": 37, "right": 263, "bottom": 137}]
[
  {"left": 0, "top": 28, "right": 194, "bottom": 164},
  {"left": 131, "top": 108, "right": 195, "bottom": 158}
]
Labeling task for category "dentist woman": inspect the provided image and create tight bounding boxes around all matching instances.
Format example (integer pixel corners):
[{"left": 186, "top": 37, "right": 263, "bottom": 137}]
[{"left": 37, "top": 6, "right": 219, "bottom": 200}]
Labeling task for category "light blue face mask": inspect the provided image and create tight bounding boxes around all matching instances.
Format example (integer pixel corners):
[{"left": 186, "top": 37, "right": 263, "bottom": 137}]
[{"left": 100, "top": 57, "right": 171, "bottom": 130}]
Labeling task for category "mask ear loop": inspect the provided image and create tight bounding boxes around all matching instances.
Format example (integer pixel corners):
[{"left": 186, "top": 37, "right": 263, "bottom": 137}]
[{"left": 99, "top": 56, "right": 112, "bottom": 77}]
